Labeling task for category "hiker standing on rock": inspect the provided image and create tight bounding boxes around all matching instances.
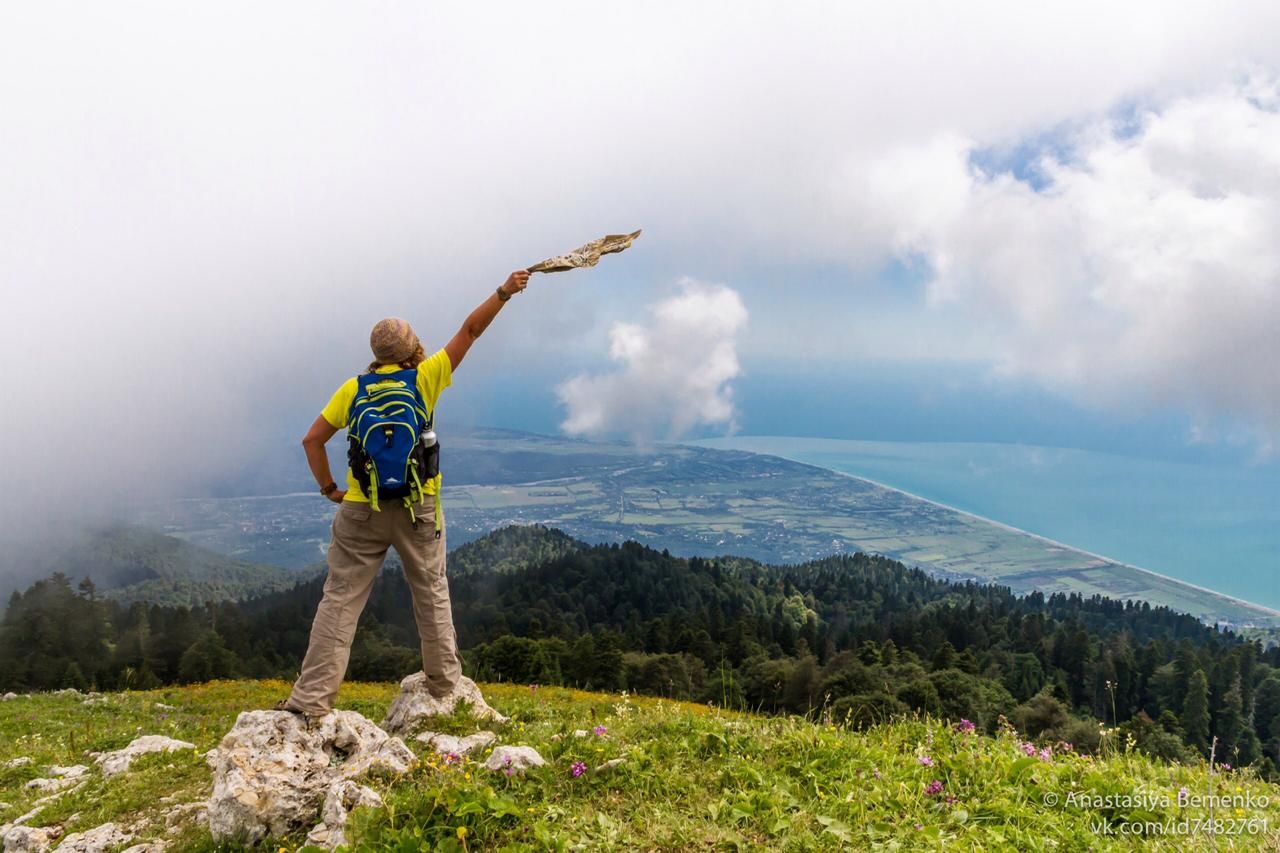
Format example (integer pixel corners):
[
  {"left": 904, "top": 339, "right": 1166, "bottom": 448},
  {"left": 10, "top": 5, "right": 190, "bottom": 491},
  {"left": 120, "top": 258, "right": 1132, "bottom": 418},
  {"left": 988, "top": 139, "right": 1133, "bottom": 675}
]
[{"left": 278, "top": 270, "right": 531, "bottom": 718}]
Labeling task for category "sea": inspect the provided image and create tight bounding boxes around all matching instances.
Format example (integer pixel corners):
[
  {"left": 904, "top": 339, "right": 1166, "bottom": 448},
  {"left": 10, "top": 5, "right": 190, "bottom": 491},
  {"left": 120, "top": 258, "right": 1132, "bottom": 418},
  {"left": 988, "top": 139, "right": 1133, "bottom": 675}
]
[{"left": 697, "top": 437, "right": 1280, "bottom": 611}]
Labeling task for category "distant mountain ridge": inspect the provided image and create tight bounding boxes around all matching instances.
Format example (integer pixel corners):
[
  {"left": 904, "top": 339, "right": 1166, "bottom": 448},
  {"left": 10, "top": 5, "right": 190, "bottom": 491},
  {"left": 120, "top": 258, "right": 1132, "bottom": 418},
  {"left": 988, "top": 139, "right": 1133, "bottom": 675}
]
[
  {"left": 3, "top": 524, "right": 298, "bottom": 607},
  {"left": 124, "top": 427, "right": 1280, "bottom": 629}
]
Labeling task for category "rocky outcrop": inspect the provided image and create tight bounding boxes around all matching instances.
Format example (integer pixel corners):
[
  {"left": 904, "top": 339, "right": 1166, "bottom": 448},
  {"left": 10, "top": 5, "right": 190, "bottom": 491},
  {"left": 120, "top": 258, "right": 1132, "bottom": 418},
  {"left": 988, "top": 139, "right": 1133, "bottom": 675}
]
[
  {"left": 414, "top": 731, "right": 497, "bottom": 757},
  {"left": 44, "top": 768, "right": 85, "bottom": 780},
  {"left": 23, "top": 766, "right": 87, "bottom": 795},
  {"left": 160, "top": 802, "right": 204, "bottom": 833},
  {"left": 382, "top": 674, "right": 507, "bottom": 734},
  {"left": 2, "top": 824, "right": 60, "bottom": 852},
  {"left": 94, "top": 736, "right": 196, "bottom": 777},
  {"left": 305, "top": 781, "right": 382, "bottom": 851},
  {"left": 52, "top": 822, "right": 132, "bottom": 852},
  {"left": 483, "top": 746, "right": 545, "bottom": 775},
  {"left": 0, "top": 766, "right": 101, "bottom": 850},
  {"left": 205, "top": 710, "right": 412, "bottom": 845}
]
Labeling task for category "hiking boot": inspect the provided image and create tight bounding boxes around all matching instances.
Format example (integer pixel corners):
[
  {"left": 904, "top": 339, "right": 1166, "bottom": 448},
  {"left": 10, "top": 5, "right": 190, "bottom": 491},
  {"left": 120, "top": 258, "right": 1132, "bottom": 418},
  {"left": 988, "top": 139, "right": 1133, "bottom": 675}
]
[{"left": 272, "top": 699, "right": 321, "bottom": 729}]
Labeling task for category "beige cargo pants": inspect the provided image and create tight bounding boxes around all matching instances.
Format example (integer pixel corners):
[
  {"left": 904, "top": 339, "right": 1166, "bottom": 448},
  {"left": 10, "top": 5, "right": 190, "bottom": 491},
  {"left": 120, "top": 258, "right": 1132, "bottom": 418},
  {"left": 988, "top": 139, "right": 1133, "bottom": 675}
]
[{"left": 285, "top": 498, "right": 460, "bottom": 715}]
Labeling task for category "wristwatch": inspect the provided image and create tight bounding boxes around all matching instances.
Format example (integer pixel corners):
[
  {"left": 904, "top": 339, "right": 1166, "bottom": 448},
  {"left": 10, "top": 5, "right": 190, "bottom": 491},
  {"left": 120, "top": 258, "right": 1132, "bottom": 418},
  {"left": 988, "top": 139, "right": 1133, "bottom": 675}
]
[
  {"left": 496, "top": 285, "right": 512, "bottom": 302},
  {"left": 320, "top": 481, "right": 338, "bottom": 496}
]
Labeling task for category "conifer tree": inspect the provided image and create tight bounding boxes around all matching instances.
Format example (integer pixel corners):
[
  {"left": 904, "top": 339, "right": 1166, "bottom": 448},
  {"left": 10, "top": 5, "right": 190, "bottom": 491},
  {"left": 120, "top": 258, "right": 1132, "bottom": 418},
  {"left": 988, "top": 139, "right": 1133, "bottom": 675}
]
[{"left": 1182, "top": 669, "right": 1211, "bottom": 755}]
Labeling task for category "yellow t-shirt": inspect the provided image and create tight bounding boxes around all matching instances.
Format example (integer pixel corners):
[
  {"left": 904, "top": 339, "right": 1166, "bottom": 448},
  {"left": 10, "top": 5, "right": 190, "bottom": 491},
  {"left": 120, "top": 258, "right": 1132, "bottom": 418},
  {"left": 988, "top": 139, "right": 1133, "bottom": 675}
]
[{"left": 321, "top": 349, "right": 452, "bottom": 503}]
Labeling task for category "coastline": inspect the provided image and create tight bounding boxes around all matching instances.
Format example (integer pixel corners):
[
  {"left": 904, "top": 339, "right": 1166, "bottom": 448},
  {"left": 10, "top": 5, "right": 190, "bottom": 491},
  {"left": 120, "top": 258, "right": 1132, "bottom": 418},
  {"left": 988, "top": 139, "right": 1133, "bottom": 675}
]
[{"left": 698, "top": 439, "right": 1280, "bottom": 622}]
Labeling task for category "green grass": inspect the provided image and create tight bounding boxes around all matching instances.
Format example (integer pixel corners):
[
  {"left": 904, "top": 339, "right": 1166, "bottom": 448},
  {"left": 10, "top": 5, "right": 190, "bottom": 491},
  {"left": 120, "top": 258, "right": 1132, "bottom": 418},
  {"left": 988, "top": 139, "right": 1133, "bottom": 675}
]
[{"left": 2, "top": 681, "right": 1279, "bottom": 850}]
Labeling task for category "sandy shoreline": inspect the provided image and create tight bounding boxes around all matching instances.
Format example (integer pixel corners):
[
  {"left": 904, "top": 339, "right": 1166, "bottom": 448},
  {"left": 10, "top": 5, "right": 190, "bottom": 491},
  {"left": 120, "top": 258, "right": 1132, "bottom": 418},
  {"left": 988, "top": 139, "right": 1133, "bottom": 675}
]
[{"left": 699, "top": 440, "right": 1280, "bottom": 623}]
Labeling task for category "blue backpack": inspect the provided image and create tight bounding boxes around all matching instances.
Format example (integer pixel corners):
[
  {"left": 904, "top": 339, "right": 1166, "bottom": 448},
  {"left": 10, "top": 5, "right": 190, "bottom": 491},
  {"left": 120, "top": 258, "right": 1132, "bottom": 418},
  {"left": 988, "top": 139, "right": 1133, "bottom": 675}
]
[{"left": 345, "top": 368, "right": 441, "bottom": 534}]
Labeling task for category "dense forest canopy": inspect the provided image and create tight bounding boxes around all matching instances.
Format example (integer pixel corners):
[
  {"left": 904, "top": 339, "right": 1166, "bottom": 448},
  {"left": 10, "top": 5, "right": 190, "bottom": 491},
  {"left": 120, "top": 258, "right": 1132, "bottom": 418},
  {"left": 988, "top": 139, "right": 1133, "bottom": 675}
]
[{"left": 4, "top": 525, "right": 1279, "bottom": 776}]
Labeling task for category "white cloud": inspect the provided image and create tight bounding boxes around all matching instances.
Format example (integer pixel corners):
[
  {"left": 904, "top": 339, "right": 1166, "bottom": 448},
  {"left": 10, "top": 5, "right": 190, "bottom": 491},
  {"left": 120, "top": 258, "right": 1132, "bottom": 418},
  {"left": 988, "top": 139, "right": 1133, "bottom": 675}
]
[
  {"left": 557, "top": 281, "right": 747, "bottom": 440},
  {"left": 863, "top": 77, "right": 1280, "bottom": 444},
  {"left": 3, "top": 0, "right": 1280, "bottom": 529}
]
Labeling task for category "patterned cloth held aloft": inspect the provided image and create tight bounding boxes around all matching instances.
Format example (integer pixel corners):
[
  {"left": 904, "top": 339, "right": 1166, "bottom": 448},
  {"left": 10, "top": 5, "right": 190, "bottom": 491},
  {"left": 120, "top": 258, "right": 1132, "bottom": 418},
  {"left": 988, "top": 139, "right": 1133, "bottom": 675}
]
[{"left": 526, "top": 229, "right": 642, "bottom": 273}]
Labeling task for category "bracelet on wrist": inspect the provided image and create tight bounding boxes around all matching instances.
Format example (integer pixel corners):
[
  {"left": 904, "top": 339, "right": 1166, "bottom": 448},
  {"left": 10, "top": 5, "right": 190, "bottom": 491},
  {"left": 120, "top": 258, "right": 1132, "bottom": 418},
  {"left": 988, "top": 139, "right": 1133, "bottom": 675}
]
[{"left": 496, "top": 286, "right": 512, "bottom": 302}]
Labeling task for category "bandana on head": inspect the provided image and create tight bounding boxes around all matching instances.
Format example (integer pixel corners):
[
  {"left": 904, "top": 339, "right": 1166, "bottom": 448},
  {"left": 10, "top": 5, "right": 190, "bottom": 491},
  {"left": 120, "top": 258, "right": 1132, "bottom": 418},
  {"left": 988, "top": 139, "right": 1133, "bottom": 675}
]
[{"left": 370, "top": 317, "right": 419, "bottom": 363}]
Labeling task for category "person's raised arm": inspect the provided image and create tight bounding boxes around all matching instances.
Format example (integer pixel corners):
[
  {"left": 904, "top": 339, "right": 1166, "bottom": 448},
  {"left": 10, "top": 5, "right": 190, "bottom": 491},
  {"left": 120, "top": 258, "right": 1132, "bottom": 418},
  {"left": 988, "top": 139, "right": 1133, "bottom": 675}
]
[{"left": 443, "top": 270, "right": 529, "bottom": 371}]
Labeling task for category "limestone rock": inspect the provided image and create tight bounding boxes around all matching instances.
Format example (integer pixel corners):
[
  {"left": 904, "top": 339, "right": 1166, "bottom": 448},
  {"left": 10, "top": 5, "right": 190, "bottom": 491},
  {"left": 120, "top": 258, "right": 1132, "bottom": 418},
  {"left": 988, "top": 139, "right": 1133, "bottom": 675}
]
[
  {"left": 21, "top": 765, "right": 86, "bottom": 796},
  {"left": 305, "top": 781, "right": 382, "bottom": 851},
  {"left": 551, "top": 729, "right": 592, "bottom": 743},
  {"left": 162, "top": 803, "right": 205, "bottom": 832},
  {"left": 595, "top": 758, "right": 626, "bottom": 774},
  {"left": 1, "top": 694, "right": 17, "bottom": 702},
  {"left": 3, "top": 759, "right": 31, "bottom": 769},
  {"left": 45, "top": 768, "right": 86, "bottom": 780},
  {"left": 22, "top": 781, "right": 87, "bottom": 823},
  {"left": 205, "top": 710, "right": 411, "bottom": 844},
  {"left": 94, "top": 737, "right": 196, "bottom": 777},
  {"left": 2, "top": 824, "right": 60, "bottom": 852},
  {"left": 23, "top": 779, "right": 77, "bottom": 795},
  {"left": 414, "top": 731, "right": 497, "bottom": 757},
  {"left": 483, "top": 746, "right": 545, "bottom": 775},
  {"left": 52, "top": 822, "right": 131, "bottom": 852},
  {"left": 382, "top": 674, "right": 506, "bottom": 735}
]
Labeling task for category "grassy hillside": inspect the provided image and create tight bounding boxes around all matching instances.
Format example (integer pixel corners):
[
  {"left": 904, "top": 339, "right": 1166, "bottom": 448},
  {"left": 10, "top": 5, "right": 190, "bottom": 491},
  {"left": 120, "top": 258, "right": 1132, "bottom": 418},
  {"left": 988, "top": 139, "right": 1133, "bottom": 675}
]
[{"left": 1, "top": 681, "right": 1277, "bottom": 851}]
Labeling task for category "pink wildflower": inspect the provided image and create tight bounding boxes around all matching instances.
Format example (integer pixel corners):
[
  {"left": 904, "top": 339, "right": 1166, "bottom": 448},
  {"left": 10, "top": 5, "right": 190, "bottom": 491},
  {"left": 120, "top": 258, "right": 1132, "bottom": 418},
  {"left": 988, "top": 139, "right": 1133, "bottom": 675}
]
[
  {"left": 1038, "top": 747, "right": 1052, "bottom": 762},
  {"left": 956, "top": 719, "right": 976, "bottom": 734},
  {"left": 593, "top": 725, "right": 607, "bottom": 736},
  {"left": 1020, "top": 741, "right": 1036, "bottom": 756},
  {"left": 571, "top": 760, "right": 587, "bottom": 778},
  {"left": 925, "top": 780, "right": 944, "bottom": 796},
  {"left": 917, "top": 755, "right": 935, "bottom": 767}
]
